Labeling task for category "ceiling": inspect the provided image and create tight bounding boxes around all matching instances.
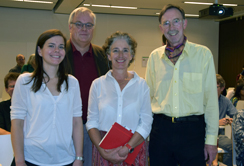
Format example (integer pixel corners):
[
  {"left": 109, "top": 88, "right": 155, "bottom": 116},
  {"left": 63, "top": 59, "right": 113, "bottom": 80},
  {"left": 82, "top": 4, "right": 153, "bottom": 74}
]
[{"left": 1, "top": 0, "right": 244, "bottom": 20}]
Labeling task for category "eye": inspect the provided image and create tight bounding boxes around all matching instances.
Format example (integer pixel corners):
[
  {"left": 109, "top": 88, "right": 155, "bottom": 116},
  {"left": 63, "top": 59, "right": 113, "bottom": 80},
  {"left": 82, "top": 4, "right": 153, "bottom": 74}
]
[
  {"left": 123, "top": 49, "right": 129, "bottom": 53},
  {"left": 48, "top": 44, "right": 54, "bottom": 48},
  {"left": 112, "top": 49, "right": 119, "bottom": 53},
  {"left": 75, "top": 22, "right": 82, "bottom": 27},
  {"left": 163, "top": 21, "right": 170, "bottom": 26},
  {"left": 86, "top": 23, "right": 93, "bottom": 28},
  {"left": 59, "top": 45, "right": 65, "bottom": 49}
]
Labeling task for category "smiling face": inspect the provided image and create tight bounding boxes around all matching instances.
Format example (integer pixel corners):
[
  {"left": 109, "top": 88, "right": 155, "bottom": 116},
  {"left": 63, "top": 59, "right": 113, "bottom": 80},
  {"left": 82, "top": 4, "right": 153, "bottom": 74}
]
[
  {"left": 38, "top": 36, "right": 65, "bottom": 68},
  {"left": 108, "top": 39, "right": 133, "bottom": 70},
  {"left": 69, "top": 12, "right": 94, "bottom": 46},
  {"left": 159, "top": 8, "right": 187, "bottom": 47}
]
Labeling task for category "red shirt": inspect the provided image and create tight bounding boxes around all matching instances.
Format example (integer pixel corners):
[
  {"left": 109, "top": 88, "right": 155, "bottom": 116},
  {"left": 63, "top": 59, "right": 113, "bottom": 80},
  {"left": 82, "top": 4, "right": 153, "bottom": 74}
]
[{"left": 71, "top": 41, "right": 98, "bottom": 123}]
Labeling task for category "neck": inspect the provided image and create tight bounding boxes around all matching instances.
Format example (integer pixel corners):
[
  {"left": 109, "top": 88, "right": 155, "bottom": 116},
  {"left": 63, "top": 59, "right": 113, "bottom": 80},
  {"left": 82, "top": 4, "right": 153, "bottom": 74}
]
[
  {"left": 43, "top": 65, "right": 59, "bottom": 79},
  {"left": 111, "top": 70, "right": 129, "bottom": 81},
  {"left": 71, "top": 39, "right": 90, "bottom": 55}
]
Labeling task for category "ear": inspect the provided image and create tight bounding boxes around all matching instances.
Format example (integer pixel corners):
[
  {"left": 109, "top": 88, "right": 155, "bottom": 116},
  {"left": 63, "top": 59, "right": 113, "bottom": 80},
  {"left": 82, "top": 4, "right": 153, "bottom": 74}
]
[
  {"left": 159, "top": 24, "right": 164, "bottom": 34},
  {"left": 107, "top": 54, "right": 111, "bottom": 61},
  {"left": 183, "top": 19, "right": 187, "bottom": 30},
  {"left": 38, "top": 46, "right": 42, "bottom": 56},
  {"left": 130, "top": 55, "right": 133, "bottom": 61},
  {"left": 69, "top": 24, "right": 72, "bottom": 32},
  {"left": 221, "top": 86, "right": 225, "bottom": 93}
]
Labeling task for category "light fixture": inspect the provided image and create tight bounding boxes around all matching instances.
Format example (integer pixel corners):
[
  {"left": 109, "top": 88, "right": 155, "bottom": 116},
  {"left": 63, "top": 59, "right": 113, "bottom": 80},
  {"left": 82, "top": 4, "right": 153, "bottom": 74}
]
[
  {"left": 156, "top": 13, "right": 199, "bottom": 17},
  {"left": 13, "top": 0, "right": 53, "bottom": 4},
  {"left": 83, "top": 4, "right": 137, "bottom": 10},
  {"left": 184, "top": 1, "right": 237, "bottom": 7}
]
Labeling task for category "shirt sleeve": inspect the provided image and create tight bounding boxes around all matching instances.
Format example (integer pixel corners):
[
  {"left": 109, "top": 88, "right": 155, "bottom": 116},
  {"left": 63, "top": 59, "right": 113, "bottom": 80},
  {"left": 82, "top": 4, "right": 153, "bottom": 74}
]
[
  {"left": 203, "top": 51, "right": 219, "bottom": 145},
  {"left": 145, "top": 54, "right": 155, "bottom": 101},
  {"left": 135, "top": 82, "right": 153, "bottom": 139},
  {"left": 73, "top": 79, "right": 82, "bottom": 117},
  {"left": 226, "top": 99, "right": 238, "bottom": 118},
  {"left": 86, "top": 80, "right": 99, "bottom": 131},
  {"left": 10, "top": 75, "right": 28, "bottom": 120}
]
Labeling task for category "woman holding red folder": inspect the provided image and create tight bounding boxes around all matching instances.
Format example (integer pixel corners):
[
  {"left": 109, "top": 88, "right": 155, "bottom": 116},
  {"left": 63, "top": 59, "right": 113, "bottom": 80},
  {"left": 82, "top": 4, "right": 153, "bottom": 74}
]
[{"left": 86, "top": 31, "right": 153, "bottom": 166}]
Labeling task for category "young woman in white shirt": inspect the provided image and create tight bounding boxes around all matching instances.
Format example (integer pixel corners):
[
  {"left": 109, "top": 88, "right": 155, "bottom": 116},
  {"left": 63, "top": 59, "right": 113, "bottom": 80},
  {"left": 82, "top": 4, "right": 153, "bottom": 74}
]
[
  {"left": 11, "top": 29, "right": 83, "bottom": 166},
  {"left": 86, "top": 31, "right": 153, "bottom": 166}
]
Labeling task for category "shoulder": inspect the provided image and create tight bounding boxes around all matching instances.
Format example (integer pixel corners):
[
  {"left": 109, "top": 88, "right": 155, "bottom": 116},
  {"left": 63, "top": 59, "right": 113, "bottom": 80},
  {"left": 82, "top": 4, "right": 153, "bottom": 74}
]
[
  {"left": 149, "top": 46, "right": 165, "bottom": 58},
  {"left": 92, "top": 44, "right": 106, "bottom": 57},
  {"left": 0, "top": 99, "right": 11, "bottom": 109},
  {"left": 67, "top": 74, "right": 79, "bottom": 85},
  {"left": 132, "top": 72, "right": 149, "bottom": 89},
  {"left": 185, "top": 41, "right": 212, "bottom": 55},
  {"left": 17, "top": 73, "right": 32, "bottom": 83}
]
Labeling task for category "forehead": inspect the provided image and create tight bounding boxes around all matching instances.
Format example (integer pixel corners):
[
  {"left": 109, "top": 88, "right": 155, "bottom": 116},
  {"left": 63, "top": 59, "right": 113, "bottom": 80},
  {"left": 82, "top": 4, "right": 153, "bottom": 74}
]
[
  {"left": 73, "top": 12, "right": 94, "bottom": 23},
  {"left": 161, "top": 8, "right": 183, "bottom": 22},
  {"left": 45, "top": 36, "right": 64, "bottom": 44},
  {"left": 111, "top": 39, "right": 129, "bottom": 48},
  {"left": 17, "top": 54, "right": 24, "bottom": 58},
  {"left": 8, "top": 80, "right": 16, "bottom": 85}
]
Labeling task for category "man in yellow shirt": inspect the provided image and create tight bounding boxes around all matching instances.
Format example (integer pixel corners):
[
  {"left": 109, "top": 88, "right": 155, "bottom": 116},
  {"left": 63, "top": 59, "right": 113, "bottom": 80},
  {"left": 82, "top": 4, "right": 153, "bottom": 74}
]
[{"left": 145, "top": 4, "right": 219, "bottom": 166}]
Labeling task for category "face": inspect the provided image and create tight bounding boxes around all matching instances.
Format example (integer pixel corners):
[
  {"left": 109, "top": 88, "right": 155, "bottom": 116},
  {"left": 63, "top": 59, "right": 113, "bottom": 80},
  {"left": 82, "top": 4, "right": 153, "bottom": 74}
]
[
  {"left": 38, "top": 36, "right": 65, "bottom": 68},
  {"left": 108, "top": 39, "right": 133, "bottom": 70},
  {"left": 159, "top": 8, "right": 187, "bottom": 47},
  {"left": 240, "top": 87, "right": 244, "bottom": 97},
  {"left": 16, "top": 54, "right": 25, "bottom": 67},
  {"left": 217, "top": 84, "right": 224, "bottom": 97},
  {"left": 69, "top": 12, "right": 94, "bottom": 46},
  {"left": 5, "top": 80, "right": 16, "bottom": 98}
]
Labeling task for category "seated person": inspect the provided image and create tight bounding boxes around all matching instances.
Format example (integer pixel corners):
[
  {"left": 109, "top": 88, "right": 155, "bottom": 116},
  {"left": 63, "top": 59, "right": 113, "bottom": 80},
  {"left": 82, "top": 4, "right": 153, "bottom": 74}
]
[
  {"left": 231, "top": 82, "right": 244, "bottom": 107},
  {"left": 226, "top": 79, "right": 244, "bottom": 100},
  {"left": 213, "top": 74, "right": 238, "bottom": 166},
  {"left": 21, "top": 54, "right": 35, "bottom": 73},
  {"left": 233, "top": 110, "right": 244, "bottom": 166},
  {"left": 0, "top": 72, "right": 20, "bottom": 135}
]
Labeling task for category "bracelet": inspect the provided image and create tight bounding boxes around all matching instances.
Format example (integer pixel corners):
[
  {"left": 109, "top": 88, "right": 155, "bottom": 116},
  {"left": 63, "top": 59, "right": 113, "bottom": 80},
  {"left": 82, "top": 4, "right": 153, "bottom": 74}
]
[{"left": 76, "top": 156, "right": 84, "bottom": 162}]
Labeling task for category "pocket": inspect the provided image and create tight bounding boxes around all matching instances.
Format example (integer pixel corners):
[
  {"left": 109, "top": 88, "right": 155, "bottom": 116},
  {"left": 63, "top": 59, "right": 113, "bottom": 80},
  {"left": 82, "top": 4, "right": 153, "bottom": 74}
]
[{"left": 183, "top": 73, "right": 202, "bottom": 94}]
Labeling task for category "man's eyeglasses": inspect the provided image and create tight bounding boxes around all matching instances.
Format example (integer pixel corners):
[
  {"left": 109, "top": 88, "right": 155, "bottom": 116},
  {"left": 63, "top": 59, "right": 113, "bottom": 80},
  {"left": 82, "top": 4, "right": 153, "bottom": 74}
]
[
  {"left": 161, "top": 18, "right": 182, "bottom": 28},
  {"left": 8, "top": 85, "right": 15, "bottom": 88},
  {"left": 71, "top": 22, "right": 94, "bottom": 30}
]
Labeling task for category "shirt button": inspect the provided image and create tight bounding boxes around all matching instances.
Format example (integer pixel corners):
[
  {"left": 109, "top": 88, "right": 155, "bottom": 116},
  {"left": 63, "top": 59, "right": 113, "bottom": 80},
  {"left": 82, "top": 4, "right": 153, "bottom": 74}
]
[
  {"left": 175, "top": 68, "right": 177, "bottom": 70},
  {"left": 175, "top": 81, "right": 176, "bottom": 83},
  {"left": 175, "top": 107, "right": 177, "bottom": 109},
  {"left": 175, "top": 93, "right": 177, "bottom": 96}
]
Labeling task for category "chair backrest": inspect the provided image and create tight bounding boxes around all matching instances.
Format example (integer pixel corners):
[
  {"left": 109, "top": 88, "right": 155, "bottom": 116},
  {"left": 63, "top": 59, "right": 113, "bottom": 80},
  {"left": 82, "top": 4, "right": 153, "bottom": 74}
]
[
  {"left": 236, "top": 100, "right": 244, "bottom": 110},
  {"left": 0, "top": 134, "right": 13, "bottom": 166},
  {"left": 232, "top": 123, "right": 237, "bottom": 166}
]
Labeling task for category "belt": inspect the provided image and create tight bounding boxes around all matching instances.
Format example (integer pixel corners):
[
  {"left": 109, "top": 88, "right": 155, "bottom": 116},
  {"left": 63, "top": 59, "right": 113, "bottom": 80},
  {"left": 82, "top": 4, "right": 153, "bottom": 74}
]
[{"left": 156, "top": 114, "right": 204, "bottom": 123}]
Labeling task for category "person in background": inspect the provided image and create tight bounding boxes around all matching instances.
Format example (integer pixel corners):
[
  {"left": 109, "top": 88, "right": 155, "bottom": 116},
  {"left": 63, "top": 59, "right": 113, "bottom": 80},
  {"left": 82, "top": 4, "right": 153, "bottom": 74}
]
[
  {"left": 237, "top": 65, "right": 244, "bottom": 81},
  {"left": 226, "top": 79, "right": 244, "bottom": 100},
  {"left": 212, "top": 74, "right": 237, "bottom": 166},
  {"left": 11, "top": 29, "right": 83, "bottom": 166},
  {"left": 233, "top": 110, "right": 244, "bottom": 166},
  {"left": 21, "top": 54, "right": 35, "bottom": 73},
  {"left": 66, "top": 7, "right": 109, "bottom": 166},
  {"left": 145, "top": 4, "right": 219, "bottom": 166},
  {"left": 9, "top": 54, "right": 25, "bottom": 73},
  {"left": 0, "top": 72, "right": 19, "bottom": 135},
  {"left": 86, "top": 31, "right": 153, "bottom": 165},
  {"left": 231, "top": 83, "right": 244, "bottom": 107}
]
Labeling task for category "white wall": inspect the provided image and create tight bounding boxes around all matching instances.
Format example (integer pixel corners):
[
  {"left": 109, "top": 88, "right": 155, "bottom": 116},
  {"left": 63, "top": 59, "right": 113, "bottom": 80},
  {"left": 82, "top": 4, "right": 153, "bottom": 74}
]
[{"left": 0, "top": 7, "right": 219, "bottom": 96}]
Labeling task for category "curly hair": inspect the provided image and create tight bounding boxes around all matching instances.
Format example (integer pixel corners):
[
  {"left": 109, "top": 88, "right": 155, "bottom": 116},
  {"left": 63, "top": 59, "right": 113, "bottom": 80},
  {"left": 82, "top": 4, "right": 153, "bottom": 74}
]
[{"left": 102, "top": 31, "right": 137, "bottom": 67}]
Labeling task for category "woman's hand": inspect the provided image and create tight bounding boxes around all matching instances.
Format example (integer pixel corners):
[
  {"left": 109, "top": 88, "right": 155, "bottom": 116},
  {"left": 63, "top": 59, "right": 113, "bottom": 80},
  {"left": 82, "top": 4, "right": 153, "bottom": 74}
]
[
  {"left": 100, "top": 146, "right": 127, "bottom": 164},
  {"left": 118, "top": 146, "right": 129, "bottom": 157},
  {"left": 72, "top": 159, "right": 83, "bottom": 166}
]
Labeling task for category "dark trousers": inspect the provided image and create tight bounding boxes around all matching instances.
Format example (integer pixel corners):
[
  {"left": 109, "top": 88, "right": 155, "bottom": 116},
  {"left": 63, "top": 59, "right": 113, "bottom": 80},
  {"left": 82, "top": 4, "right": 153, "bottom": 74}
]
[
  {"left": 11, "top": 158, "right": 73, "bottom": 166},
  {"left": 149, "top": 114, "right": 206, "bottom": 166}
]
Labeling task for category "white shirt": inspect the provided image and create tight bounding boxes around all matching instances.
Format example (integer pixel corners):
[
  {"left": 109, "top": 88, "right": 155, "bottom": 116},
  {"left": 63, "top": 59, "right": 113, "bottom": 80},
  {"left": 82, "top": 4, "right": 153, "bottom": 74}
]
[
  {"left": 11, "top": 73, "right": 82, "bottom": 166},
  {"left": 86, "top": 71, "right": 153, "bottom": 139}
]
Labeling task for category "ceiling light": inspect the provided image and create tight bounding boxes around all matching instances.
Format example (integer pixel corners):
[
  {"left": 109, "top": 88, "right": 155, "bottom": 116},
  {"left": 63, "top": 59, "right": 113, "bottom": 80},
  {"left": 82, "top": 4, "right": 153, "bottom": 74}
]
[
  {"left": 12, "top": 0, "right": 53, "bottom": 4},
  {"left": 184, "top": 1, "right": 237, "bottom": 6},
  {"left": 156, "top": 13, "right": 199, "bottom": 17},
  {"left": 83, "top": 4, "right": 137, "bottom": 10}
]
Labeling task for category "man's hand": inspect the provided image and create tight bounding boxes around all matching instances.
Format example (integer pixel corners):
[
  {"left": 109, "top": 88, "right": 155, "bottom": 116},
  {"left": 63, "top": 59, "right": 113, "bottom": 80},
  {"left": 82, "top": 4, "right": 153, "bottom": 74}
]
[
  {"left": 219, "top": 118, "right": 229, "bottom": 126},
  {"left": 204, "top": 144, "right": 217, "bottom": 165}
]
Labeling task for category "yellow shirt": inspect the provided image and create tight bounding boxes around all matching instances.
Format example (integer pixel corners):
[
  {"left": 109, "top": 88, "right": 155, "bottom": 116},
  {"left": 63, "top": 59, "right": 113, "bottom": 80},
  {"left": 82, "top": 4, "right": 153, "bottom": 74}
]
[{"left": 145, "top": 41, "right": 219, "bottom": 145}]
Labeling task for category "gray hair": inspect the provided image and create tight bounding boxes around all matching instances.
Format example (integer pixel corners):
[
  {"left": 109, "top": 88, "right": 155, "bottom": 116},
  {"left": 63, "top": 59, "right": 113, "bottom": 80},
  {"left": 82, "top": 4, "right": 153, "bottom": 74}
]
[{"left": 68, "top": 7, "right": 96, "bottom": 26}]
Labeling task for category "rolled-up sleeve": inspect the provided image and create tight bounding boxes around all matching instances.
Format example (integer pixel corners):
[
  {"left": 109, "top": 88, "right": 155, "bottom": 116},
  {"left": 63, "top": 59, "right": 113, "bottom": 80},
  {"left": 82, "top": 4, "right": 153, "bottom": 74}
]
[
  {"left": 73, "top": 80, "right": 82, "bottom": 117},
  {"left": 135, "top": 82, "right": 153, "bottom": 139}
]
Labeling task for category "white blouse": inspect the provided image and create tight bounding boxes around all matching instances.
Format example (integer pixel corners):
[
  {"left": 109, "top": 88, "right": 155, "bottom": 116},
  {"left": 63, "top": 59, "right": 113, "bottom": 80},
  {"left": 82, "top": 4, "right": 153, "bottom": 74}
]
[
  {"left": 86, "top": 71, "right": 153, "bottom": 139},
  {"left": 11, "top": 73, "right": 82, "bottom": 166}
]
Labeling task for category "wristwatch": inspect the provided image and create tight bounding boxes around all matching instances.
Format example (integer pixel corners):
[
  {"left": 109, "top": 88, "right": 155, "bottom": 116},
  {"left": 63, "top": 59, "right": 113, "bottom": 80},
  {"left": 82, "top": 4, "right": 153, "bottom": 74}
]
[
  {"left": 125, "top": 143, "right": 134, "bottom": 153},
  {"left": 76, "top": 156, "right": 84, "bottom": 163}
]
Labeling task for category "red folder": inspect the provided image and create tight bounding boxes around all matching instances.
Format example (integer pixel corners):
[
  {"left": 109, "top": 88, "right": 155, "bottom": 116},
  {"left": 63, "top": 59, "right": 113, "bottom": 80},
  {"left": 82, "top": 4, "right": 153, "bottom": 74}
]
[{"left": 99, "top": 122, "right": 144, "bottom": 165}]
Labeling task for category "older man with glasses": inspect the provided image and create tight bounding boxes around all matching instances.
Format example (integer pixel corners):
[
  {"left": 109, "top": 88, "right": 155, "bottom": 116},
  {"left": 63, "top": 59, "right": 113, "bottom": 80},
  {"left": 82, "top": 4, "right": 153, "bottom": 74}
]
[
  {"left": 146, "top": 4, "right": 219, "bottom": 166},
  {"left": 66, "top": 7, "right": 109, "bottom": 166},
  {"left": 9, "top": 54, "right": 25, "bottom": 73}
]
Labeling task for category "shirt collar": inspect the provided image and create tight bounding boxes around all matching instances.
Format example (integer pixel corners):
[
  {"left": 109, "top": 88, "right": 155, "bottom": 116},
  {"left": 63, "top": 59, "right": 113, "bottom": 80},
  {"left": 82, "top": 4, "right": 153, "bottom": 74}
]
[
  {"left": 70, "top": 40, "right": 92, "bottom": 56},
  {"left": 106, "top": 70, "right": 139, "bottom": 82}
]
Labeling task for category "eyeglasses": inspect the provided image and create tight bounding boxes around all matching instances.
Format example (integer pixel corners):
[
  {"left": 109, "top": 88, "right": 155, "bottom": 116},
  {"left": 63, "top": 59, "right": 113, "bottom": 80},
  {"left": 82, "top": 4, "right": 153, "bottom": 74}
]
[
  {"left": 161, "top": 18, "right": 182, "bottom": 28},
  {"left": 8, "top": 85, "right": 15, "bottom": 88},
  {"left": 71, "top": 22, "right": 94, "bottom": 30},
  {"left": 17, "top": 58, "right": 25, "bottom": 61}
]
